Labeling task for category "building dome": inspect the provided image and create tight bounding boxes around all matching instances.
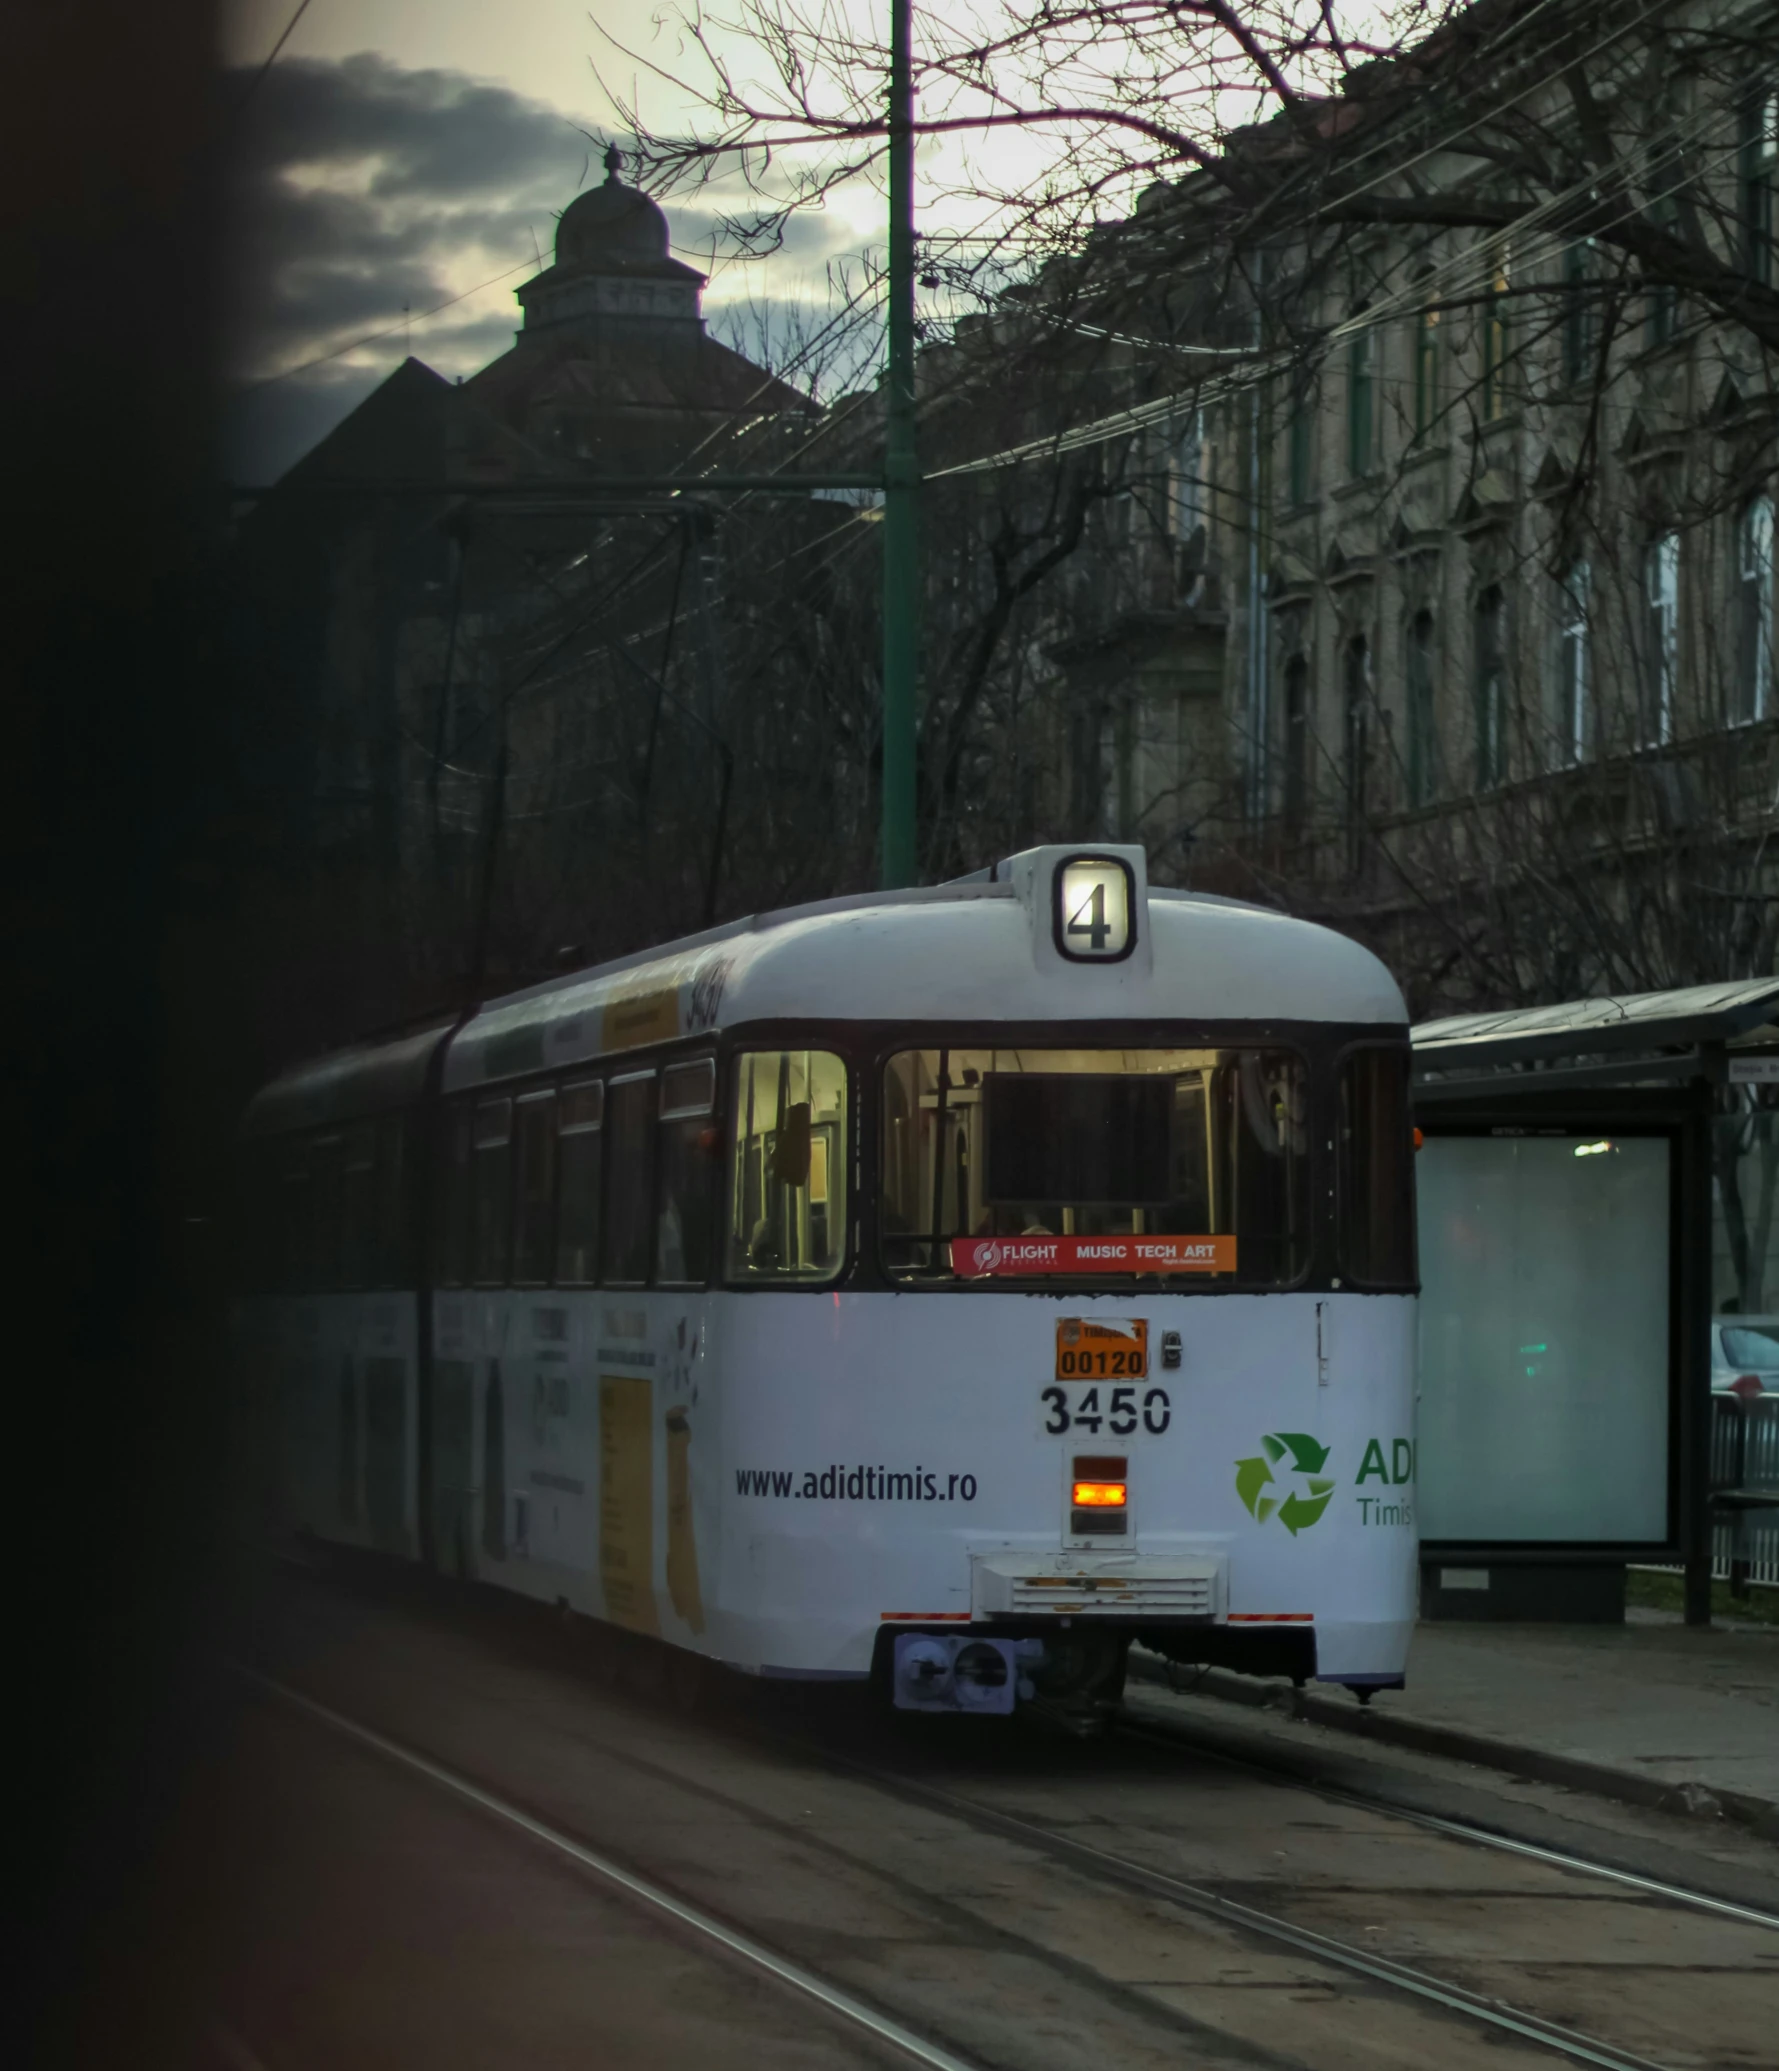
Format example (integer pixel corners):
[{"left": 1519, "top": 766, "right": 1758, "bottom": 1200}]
[{"left": 555, "top": 148, "right": 672, "bottom": 269}]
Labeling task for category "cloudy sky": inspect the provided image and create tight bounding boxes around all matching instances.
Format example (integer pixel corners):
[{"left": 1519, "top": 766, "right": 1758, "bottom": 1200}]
[{"left": 222, "top": 0, "right": 881, "bottom": 479}]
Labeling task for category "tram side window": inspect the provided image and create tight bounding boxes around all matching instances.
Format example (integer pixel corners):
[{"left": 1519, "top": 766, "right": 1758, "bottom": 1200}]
[
  {"left": 657, "top": 1059, "right": 718, "bottom": 1286},
  {"left": 375, "top": 1113, "right": 410, "bottom": 1287},
  {"left": 339, "top": 1124, "right": 376, "bottom": 1288},
  {"left": 727, "top": 1051, "right": 849, "bottom": 1283},
  {"left": 242, "top": 1146, "right": 281, "bottom": 1294},
  {"left": 309, "top": 1133, "right": 344, "bottom": 1291},
  {"left": 603, "top": 1073, "right": 657, "bottom": 1286},
  {"left": 471, "top": 1098, "right": 513, "bottom": 1285},
  {"left": 1338, "top": 1047, "right": 1417, "bottom": 1287},
  {"left": 555, "top": 1080, "right": 603, "bottom": 1285},
  {"left": 274, "top": 1146, "right": 311, "bottom": 1292},
  {"left": 511, "top": 1090, "right": 557, "bottom": 1285},
  {"left": 435, "top": 1103, "right": 472, "bottom": 1287}
]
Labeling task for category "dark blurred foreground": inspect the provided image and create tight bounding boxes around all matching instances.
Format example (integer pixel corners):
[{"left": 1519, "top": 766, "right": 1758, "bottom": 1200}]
[{"left": 4, "top": 7, "right": 255, "bottom": 2063}]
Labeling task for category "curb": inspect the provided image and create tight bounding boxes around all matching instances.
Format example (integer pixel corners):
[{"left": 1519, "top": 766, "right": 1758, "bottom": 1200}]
[{"left": 1125, "top": 1651, "right": 1779, "bottom": 1841}]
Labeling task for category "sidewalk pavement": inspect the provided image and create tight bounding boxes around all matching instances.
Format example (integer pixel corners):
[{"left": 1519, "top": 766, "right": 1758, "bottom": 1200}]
[{"left": 1132, "top": 1610, "right": 1779, "bottom": 1835}]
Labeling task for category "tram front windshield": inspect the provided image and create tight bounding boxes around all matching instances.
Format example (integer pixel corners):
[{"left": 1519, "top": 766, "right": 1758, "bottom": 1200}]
[{"left": 881, "top": 1047, "right": 1308, "bottom": 1285}]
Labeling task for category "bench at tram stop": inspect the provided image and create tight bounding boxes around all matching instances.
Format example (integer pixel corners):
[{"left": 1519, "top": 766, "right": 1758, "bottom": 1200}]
[{"left": 1709, "top": 1392, "right": 1779, "bottom": 1598}]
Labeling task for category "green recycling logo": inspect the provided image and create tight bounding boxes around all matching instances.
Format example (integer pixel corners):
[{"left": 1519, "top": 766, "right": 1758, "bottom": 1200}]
[{"left": 1235, "top": 1433, "right": 1336, "bottom": 1536}]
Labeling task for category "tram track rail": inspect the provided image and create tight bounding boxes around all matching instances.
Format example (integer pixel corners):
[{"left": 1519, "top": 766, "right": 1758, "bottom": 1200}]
[
  {"left": 249, "top": 1671, "right": 981, "bottom": 2071},
  {"left": 785, "top": 1734, "right": 1713, "bottom": 2071},
  {"left": 244, "top": 1650, "right": 1760, "bottom": 2071},
  {"left": 1112, "top": 1699, "right": 1779, "bottom": 1935}
]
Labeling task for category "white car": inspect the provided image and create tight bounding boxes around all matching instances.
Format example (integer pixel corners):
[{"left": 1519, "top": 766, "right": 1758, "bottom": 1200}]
[{"left": 1711, "top": 1317, "right": 1779, "bottom": 1400}]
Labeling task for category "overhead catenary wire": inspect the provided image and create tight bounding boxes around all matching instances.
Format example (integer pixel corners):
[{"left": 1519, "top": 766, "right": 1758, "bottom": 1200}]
[{"left": 234, "top": 0, "right": 316, "bottom": 115}]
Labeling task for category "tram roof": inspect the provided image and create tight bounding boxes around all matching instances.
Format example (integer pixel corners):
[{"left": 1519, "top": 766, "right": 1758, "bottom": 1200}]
[
  {"left": 240, "top": 851, "right": 1406, "bottom": 1131},
  {"left": 241, "top": 1019, "right": 451, "bottom": 1139},
  {"left": 441, "top": 847, "right": 1405, "bottom": 1095}
]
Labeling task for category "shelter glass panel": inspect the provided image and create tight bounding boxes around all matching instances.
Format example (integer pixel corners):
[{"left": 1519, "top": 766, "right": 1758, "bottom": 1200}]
[{"left": 1417, "top": 1133, "right": 1670, "bottom": 1542}]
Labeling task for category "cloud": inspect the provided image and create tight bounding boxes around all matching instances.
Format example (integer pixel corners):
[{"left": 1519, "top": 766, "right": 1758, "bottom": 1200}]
[
  {"left": 222, "top": 52, "right": 871, "bottom": 479},
  {"left": 225, "top": 53, "right": 586, "bottom": 369},
  {"left": 224, "top": 53, "right": 592, "bottom": 474}
]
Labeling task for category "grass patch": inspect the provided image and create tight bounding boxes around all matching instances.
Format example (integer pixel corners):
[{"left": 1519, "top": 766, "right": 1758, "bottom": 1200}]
[{"left": 1625, "top": 1567, "right": 1779, "bottom": 1626}]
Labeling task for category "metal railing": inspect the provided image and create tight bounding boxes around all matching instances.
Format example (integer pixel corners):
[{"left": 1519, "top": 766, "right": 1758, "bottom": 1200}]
[{"left": 1709, "top": 1394, "right": 1779, "bottom": 1590}]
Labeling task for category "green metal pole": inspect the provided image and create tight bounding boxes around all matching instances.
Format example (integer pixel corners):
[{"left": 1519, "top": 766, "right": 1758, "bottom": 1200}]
[{"left": 880, "top": 0, "right": 919, "bottom": 888}]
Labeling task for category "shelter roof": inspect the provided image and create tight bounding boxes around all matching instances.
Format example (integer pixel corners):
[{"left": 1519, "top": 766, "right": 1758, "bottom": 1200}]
[{"left": 1413, "top": 978, "right": 1779, "bottom": 1072}]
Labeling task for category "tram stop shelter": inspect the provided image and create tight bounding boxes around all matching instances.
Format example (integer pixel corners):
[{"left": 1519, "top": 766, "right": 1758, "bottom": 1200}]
[{"left": 1410, "top": 978, "right": 1779, "bottom": 1626}]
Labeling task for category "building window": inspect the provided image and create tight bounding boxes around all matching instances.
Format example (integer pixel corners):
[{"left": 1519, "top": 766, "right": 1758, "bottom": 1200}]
[
  {"left": 1735, "top": 494, "right": 1775, "bottom": 725},
  {"left": 1553, "top": 560, "right": 1591, "bottom": 766},
  {"left": 1405, "top": 609, "right": 1436, "bottom": 805},
  {"left": 1741, "top": 87, "right": 1777, "bottom": 287},
  {"left": 1347, "top": 312, "right": 1374, "bottom": 476},
  {"left": 1561, "top": 240, "right": 1595, "bottom": 387},
  {"left": 1282, "top": 653, "right": 1309, "bottom": 832},
  {"left": 1480, "top": 254, "right": 1510, "bottom": 420},
  {"left": 1343, "top": 634, "right": 1370, "bottom": 872},
  {"left": 1643, "top": 530, "right": 1680, "bottom": 746},
  {"left": 1646, "top": 193, "right": 1680, "bottom": 350},
  {"left": 1170, "top": 409, "right": 1206, "bottom": 541},
  {"left": 1412, "top": 291, "right": 1440, "bottom": 439},
  {"left": 1286, "top": 380, "right": 1313, "bottom": 505},
  {"left": 1473, "top": 585, "right": 1507, "bottom": 786}
]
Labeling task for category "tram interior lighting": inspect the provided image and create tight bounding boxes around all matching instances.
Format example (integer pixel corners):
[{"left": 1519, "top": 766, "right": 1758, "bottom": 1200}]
[{"left": 1573, "top": 1139, "right": 1614, "bottom": 1157}]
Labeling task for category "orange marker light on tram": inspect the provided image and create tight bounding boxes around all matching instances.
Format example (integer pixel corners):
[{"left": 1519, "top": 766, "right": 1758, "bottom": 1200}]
[{"left": 1071, "top": 1479, "right": 1128, "bottom": 1508}]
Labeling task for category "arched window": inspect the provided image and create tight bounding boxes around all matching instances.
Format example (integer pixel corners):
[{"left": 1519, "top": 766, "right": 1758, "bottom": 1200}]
[
  {"left": 1736, "top": 494, "right": 1775, "bottom": 724},
  {"left": 1553, "top": 561, "right": 1591, "bottom": 765},
  {"left": 1285, "top": 378, "right": 1314, "bottom": 506},
  {"left": 1347, "top": 311, "right": 1374, "bottom": 476},
  {"left": 1282, "top": 654, "right": 1310, "bottom": 833},
  {"left": 1406, "top": 610, "right": 1436, "bottom": 804},
  {"left": 1343, "top": 634, "right": 1370, "bottom": 872},
  {"left": 1473, "top": 586, "right": 1507, "bottom": 786},
  {"left": 1412, "top": 282, "right": 1440, "bottom": 440},
  {"left": 1170, "top": 409, "right": 1206, "bottom": 542}
]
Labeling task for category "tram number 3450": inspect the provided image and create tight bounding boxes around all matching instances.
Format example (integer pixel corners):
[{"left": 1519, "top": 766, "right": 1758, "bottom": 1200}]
[{"left": 1041, "top": 1384, "right": 1172, "bottom": 1437}]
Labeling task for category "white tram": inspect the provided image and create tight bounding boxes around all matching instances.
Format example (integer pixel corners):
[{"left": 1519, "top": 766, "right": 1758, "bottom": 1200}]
[{"left": 237, "top": 846, "right": 1419, "bottom": 1718}]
